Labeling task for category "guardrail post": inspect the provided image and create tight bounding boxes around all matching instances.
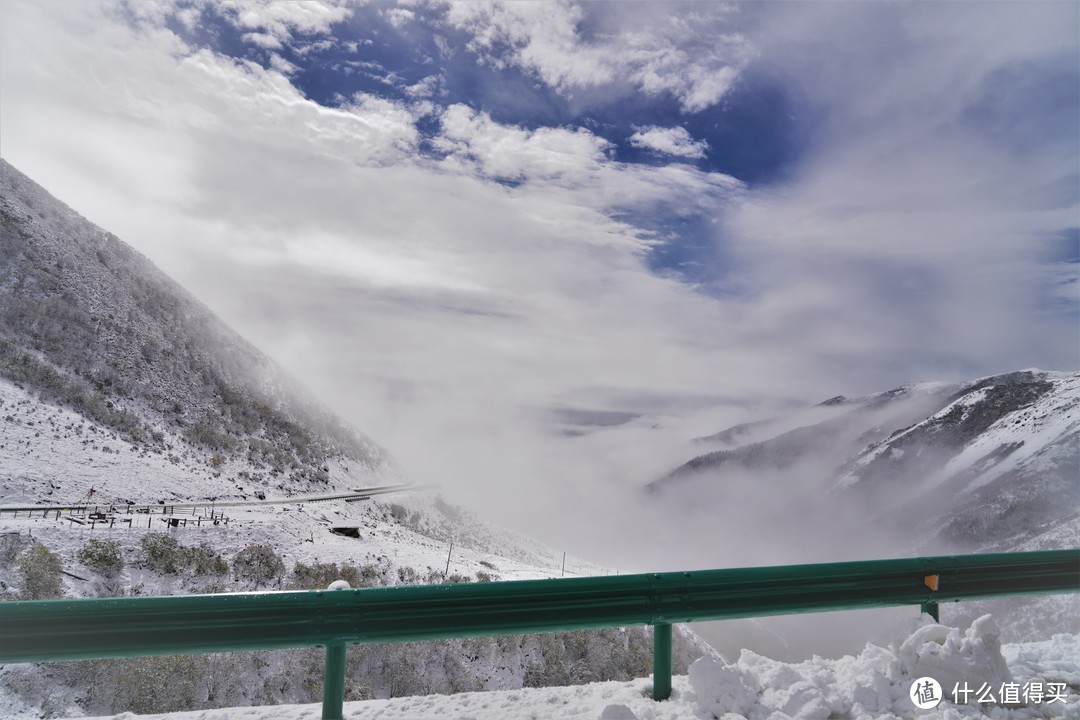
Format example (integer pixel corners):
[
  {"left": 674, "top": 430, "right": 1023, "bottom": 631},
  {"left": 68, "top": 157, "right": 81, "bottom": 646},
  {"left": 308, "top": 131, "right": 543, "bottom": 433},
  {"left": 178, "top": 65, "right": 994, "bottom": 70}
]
[
  {"left": 652, "top": 622, "right": 672, "bottom": 701},
  {"left": 322, "top": 643, "right": 346, "bottom": 720},
  {"left": 920, "top": 602, "right": 939, "bottom": 622}
]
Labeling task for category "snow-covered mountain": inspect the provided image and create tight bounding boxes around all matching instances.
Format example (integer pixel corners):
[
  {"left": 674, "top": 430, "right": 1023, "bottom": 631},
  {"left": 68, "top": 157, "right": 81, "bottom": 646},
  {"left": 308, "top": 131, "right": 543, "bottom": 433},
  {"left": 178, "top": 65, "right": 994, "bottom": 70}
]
[
  {"left": 650, "top": 369, "right": 1079, "bottom": 554},
  {"left": 0, "top": 158, "right": 395, "bottom": 497},
  {"left": 0, "top": 159, "right": 713, "bottom": 716},
  {"left": 1, "top": 158, "right": 1074, "bottom": 717}
]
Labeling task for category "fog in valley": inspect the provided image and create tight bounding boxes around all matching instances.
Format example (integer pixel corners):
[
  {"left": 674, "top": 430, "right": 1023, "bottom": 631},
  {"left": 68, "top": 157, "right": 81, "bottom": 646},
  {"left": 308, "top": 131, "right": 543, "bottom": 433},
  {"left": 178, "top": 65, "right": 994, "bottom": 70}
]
[{"left": 2, "top": 0, "right": 1077, "bottom": 668}]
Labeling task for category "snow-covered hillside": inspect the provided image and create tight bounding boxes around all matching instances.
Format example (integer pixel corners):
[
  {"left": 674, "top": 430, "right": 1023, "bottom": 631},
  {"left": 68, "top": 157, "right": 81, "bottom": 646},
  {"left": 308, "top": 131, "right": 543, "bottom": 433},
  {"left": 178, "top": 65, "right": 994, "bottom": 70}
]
[
  {"left": 1, "top": 157, "right": 392, "bottom": 495},
  {"left": 0, "top": 158, "right": 712, "bottom": 716},
  {"left": 651, "top": 369, "right": 1079, "bottom": 556},
  {"left": 2, "top": 157, "right": 1076, "bottom": 717},
  {"left": 0, "top": 369, "right": 714, "bottom": 715}
]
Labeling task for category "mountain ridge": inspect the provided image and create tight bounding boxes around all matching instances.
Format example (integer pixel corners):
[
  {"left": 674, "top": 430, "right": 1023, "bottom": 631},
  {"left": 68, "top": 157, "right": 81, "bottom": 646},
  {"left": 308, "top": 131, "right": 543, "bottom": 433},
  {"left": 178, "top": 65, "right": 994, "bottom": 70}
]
[{"left": 650, "top": 368, "right": 1079, "bottom": 554}]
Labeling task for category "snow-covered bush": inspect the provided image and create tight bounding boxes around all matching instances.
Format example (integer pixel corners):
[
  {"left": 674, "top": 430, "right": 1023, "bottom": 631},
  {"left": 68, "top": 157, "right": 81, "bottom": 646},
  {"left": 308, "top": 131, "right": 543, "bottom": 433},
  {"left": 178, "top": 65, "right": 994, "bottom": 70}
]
[
  {"left": 233, "top": 544, "right": 285, "bottom": 588},
  {"left": 292, "top": 561, "right": 362, "bottom": 589},
  {"left": 0, "top": 530, "right": 31, "bottom": 566},
  {"left": 185, "top": 542, "right": 229, "bottom": 576},
  {"left": 138, "top": 533, "right": 227, "bottom": 576},
  {"left": 139, "top": 532, "right": 184, "bottom": 574},
  {"left": 17, "top": 543, "right": 62, "bottom": 599},
  {"left": 76, "top": 538, "right": 124, "bottom": 578}
]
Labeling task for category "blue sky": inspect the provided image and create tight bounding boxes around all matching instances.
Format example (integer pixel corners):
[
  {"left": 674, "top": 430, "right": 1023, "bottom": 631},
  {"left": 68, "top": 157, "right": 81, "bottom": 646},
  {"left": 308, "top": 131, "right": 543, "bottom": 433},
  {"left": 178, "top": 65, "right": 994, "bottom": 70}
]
[
  {"left": 0, "top": 0, "right": 1077, "bottom": 538},
  {"left": 162, "top": 0, "right": 809, "bottom": 284}
]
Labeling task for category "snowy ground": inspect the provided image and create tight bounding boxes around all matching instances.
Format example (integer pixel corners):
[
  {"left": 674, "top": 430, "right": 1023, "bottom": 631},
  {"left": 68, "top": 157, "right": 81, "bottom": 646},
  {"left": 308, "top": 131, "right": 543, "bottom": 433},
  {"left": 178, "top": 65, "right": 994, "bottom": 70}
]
[
  {"left": 0, "top": 375, "right": 612, "bottom": 602},
  {"left": 1, "top": 615, "right": 1075, "bottom": 720}
]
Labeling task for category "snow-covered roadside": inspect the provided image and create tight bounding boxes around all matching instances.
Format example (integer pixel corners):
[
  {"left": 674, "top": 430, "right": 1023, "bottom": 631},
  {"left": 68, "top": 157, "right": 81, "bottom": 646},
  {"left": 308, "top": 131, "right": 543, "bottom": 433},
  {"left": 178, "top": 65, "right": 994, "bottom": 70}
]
[
  {"left": 12, "top": 615, "right": 1075, "bottom": 720},
  {"left": 0, "top": 375, "right": 611, "bottom": 595}
]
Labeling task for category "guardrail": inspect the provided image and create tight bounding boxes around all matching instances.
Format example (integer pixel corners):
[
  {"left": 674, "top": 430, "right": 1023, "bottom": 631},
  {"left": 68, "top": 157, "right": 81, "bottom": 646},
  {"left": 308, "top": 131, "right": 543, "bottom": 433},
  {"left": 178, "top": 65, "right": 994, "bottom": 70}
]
[
  {"left": 0, "top": 483, "right": 422, "bottom": 516},
  {"left": 1, "top": 549, "right": 1076, "bottom": 719}
]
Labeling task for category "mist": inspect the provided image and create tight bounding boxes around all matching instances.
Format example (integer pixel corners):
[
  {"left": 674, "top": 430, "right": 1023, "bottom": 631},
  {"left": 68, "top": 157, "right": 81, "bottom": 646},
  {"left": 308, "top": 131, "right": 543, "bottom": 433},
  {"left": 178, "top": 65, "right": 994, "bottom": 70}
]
[{"left": 1, "top": 0, "right": 1076, "bottom": 665}]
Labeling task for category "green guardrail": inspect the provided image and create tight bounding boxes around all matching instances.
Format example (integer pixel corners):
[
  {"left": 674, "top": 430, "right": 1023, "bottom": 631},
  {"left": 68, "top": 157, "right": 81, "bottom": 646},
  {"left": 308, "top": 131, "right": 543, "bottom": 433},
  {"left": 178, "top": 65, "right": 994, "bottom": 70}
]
[{"left": 1, "top": 549, "right": 1076, "bottom": 719}]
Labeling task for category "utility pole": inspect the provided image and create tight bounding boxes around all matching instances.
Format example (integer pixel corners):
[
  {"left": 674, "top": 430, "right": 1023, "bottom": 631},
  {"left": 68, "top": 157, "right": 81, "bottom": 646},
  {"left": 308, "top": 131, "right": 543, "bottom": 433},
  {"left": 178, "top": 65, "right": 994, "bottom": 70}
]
[
  {"left": 561, "top": 552, "right": 566, "bottom": 577},
  {"left": 444, "top": 537, "right": 454, "bottom": 578}
]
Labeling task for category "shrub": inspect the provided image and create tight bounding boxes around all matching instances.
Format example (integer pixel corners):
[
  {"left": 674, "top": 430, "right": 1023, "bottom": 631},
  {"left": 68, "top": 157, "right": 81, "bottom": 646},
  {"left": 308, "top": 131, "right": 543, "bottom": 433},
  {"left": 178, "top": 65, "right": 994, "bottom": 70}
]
[
  {"left": 0, "top": 532, "right": 30, "bottom": 566},
  {"left": 97, "top": 655, "right": 200, "bottom": 714},
  {"left": 233, "top": 544, "right": 284, "bottom": 587},
  {"left": 292, "top": 561, "right": 338, "bottom": 589},
  {"left": 18, "top": 543, "right": 62, "bottom": 599},
  {"left": 292, "top": 561, "right": 364, "bottom": 589},
  {"left": 359, "top": 563, "right": 381, "bottom": 585},
  {"left": 77, "top": 539, "right": 124, "bottom": 578},
  {"left": 140, "top": 532, "right": 182, "bottom": 574},
  {"left": 338, "top": 564, "right": 361, "bottom": 588},
  {"left": 184, "top": 543, "right": 228, "bottom": 576}
]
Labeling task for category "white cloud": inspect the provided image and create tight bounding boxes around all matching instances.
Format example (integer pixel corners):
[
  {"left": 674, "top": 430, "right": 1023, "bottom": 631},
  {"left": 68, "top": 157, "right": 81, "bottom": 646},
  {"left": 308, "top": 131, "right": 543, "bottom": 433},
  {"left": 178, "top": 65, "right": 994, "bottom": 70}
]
[
  {"left": 0, "top": 0, "right": 1075, "bottom": 567},
  {"left": 438, "top": 0, "right": 753, "bottom": 113},
  {"left": 629, "top": 125, "right": 709, "bottom": 159},
  {"left": 384, "top": 7, "right": 416, "bottom": 29},
  {"left": 434, "top": 104, "right": 610, "bottom": 183},
  {"left": 403, "top": 74, "right": 445, "bottom": 99},
  {"left": 241, "top": 31, "right": 283, "bottom": 50},
  {"left": 712, "top": 0, "right": 1080, "bottom": 389},
  {"left": 268, "top": 52, "right": 298, "bottom": 75},
  {"left": 219, "top": 0, "right": 352, "bottom": 43}
]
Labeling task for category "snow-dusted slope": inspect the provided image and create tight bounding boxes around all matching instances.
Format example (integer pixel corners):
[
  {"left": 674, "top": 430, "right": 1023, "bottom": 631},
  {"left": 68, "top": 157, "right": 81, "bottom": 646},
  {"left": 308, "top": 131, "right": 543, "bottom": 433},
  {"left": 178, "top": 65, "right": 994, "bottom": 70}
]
[
  {"left": 837, "top": 371, "right": 1078, "bottom": 494},
  {"left": 0, "top": 371, "right": 610, "bottom": 588},
  {"left": 1, "top": 374, "right": 713, "bottom": 714},
  {"left": 651, "top": 370, "right": 1078, "bottom": 554},
  {"left": 0, "top": 160, "right": 712, "bottom": 716},
  {"left": 834, "top": 370, "right": 1079, "bottom": 551},
  {"left": 1, "top": 158, "right": 392, "bottom": 495},
  {"left": 648, "top": 380, "right": 962, "bottom": 494}
]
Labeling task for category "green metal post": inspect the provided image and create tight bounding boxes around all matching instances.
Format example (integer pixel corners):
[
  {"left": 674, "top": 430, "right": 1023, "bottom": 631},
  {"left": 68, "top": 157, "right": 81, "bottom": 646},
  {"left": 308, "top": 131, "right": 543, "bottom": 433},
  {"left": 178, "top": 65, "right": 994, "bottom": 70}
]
[
  {"left": 322, "top": 643, "right": 346, "bottom": 720},
  {"left": 921, "top": 602, "right": 940, "bottom": 622},
  {"left": 652, "top": 622, "right": 672, "bottom": 701}
]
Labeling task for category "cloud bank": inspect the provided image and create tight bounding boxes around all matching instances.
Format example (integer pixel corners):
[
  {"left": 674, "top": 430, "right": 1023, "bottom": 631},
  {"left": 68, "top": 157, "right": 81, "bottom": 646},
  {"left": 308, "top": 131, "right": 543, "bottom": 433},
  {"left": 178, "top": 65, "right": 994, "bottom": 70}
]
[{"left": 0, "top": 0, "right": 1075, "bottom": 569}]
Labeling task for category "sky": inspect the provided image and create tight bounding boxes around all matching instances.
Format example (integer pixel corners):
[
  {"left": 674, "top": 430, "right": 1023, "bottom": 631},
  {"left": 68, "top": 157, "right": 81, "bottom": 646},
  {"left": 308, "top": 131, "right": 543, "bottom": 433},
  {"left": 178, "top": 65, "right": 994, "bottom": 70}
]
[{"left": 1, "top": 1, "right": 1078, "bottom": 557}]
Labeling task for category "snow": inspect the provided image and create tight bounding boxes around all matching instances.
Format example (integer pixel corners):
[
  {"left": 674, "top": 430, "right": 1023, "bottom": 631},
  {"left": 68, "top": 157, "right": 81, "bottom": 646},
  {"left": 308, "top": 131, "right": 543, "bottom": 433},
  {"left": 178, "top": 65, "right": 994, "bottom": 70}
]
[
  {"left": 833, "top": 370, "right": 1080, "bottom": 494},
  {"left": 952, "top": 374, "right": 1080, "bottom": 495},
  {"left": 899, "top": 372, "right": 1080, "bottom": 500},
  {"left": 3, "top": 379, "right": 1077, "bottom": 718},
  {"left": 13, "top": 615, "right": 1073, "bottom": 720},
  {"left": 0, "top": 376, "right": 610, "bottom": 598}
]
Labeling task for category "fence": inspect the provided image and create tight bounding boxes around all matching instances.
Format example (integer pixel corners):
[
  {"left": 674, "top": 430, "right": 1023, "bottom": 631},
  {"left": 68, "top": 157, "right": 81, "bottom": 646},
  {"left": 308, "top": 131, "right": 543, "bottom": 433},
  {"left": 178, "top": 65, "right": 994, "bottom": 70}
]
[{"left": 1, "top": 549, "right": 1076, "bottom": 719}]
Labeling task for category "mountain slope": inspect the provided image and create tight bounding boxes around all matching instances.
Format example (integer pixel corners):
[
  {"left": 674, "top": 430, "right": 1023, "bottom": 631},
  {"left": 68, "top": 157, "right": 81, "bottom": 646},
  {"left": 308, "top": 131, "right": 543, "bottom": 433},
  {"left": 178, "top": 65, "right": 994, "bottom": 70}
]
[
  {"left": 648, "top": 381, "right": 961, "bottom": 493},
  {"left": 835, "top": 371, "right": 1079, "bottom": 550},
  {"left": 649, "top": 370, "right": 1079, "bottom": 553},
  {"left": 0, "top": 159, "right": 714, "bottom": 716},
  {"left": 0, "top": 158, "right": 392, "bottom": 496}
]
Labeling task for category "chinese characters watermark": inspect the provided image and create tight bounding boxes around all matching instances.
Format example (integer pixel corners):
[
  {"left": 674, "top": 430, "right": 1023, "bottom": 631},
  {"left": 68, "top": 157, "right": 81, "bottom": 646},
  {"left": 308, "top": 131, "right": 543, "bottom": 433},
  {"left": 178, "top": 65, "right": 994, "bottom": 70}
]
[
  {"left": 910, "top": 677, "right": 1069, "bottom": 709},
  {"left": 910, "top": 677, "right": 943, "bottom": 709}
]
